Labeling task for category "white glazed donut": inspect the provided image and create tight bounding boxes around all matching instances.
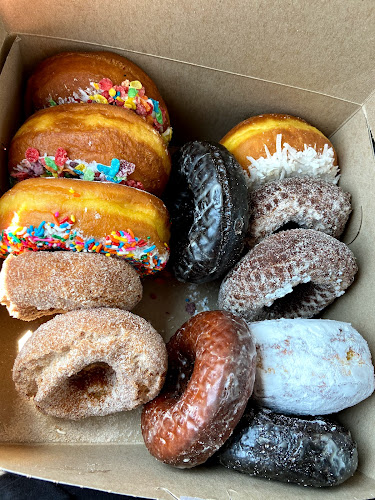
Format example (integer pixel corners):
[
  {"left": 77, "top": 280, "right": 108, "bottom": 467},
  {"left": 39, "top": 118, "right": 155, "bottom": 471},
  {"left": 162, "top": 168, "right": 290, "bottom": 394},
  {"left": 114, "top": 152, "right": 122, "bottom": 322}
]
[{"left": 249, "top": 318, "right": 375, "bottom": 415}]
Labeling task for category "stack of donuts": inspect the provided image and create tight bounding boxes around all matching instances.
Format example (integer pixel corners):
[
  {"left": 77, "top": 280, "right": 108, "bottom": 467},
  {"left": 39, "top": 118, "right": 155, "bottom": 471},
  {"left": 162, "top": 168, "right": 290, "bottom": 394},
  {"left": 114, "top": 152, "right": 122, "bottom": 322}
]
[
  {"left": 143, "top": 115, "right": 375, "bottom": 487},
  {"left": 1, "top": 54, "right": 374, "bottom": 490},
  {"left": 0, "top": 51, "right": 177, "bottom": 418}
]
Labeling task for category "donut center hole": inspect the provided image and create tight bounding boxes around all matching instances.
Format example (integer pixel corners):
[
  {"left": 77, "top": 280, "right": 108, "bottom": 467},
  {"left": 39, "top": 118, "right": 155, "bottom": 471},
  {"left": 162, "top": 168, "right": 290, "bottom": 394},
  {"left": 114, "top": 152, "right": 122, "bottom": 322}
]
[
  {"left": 67, "top": 362, "right": 116, "bottom": 400},
  {"left": 264, "top": 282, "right": 316, "bottom": 317},
  {"left": 275, "top": 221, "right": 303, "bottom": 233}
]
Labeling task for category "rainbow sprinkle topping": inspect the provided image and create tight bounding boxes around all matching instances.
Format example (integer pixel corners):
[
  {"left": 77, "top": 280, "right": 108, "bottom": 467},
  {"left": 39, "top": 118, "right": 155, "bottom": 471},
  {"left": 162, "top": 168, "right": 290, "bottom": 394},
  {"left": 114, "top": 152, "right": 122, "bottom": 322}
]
[
  {"left": 11, "top": 148, "right": 144, "bottom": 190},
  {"left": 47, "top": 77, "right": 172, "bottom": 142},
  {"left": 0, "top": 212, "right": 169, "bottom": 275}
]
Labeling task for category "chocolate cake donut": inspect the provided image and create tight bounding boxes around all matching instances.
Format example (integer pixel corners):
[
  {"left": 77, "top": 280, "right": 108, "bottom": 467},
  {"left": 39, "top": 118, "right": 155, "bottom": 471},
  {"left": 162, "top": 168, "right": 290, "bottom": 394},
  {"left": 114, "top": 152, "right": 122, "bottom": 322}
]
[
  {"left": 217, "top": 406, "right": 358, "bottom": 487},
  {"left": 141, "top": 311, "right": 256, "bottom": 468},
  {"left": 166, "top": 141, "right": 249, "bottom": 283},
  {"left": 218, "top": 229, "right": 357, "bottom": 321},
  {"left": 13, "top": 308, "right": 168, "bottom": 420},
  {"left": 0, "top": 252, "right": 142, "bottom": 321},
  {"left": 248, "top": 177, "right": 352, "bottom": 247}
]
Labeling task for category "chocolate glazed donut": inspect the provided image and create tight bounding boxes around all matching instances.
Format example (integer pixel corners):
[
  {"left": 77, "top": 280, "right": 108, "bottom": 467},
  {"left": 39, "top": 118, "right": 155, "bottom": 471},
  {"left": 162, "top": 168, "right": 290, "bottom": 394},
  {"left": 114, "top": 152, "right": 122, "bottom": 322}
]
[
  {"left": 165, "top": 141, "right": 249, "bottom": 283},
  {"left": 141, "top": 310, "right": 256, "bottom": 468}
]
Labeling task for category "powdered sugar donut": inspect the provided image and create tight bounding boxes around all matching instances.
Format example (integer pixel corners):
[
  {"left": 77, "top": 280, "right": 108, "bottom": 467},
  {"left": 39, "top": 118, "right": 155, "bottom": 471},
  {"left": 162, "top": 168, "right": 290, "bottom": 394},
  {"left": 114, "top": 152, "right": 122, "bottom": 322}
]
[
  {"left": 248, "top": 177, "right": 352, "bottom": 247},
  {"left": 220, "top": 114, "right": 339, "bottom": 190},
  {"left": 218, "top": 229, "right": 357, "bottom": 321},
  {"left": 249, "top": 318, "right": 375, "bottom": 415},
  {"left": 13, "top": 308, "right": 168, "bottom": 420}
]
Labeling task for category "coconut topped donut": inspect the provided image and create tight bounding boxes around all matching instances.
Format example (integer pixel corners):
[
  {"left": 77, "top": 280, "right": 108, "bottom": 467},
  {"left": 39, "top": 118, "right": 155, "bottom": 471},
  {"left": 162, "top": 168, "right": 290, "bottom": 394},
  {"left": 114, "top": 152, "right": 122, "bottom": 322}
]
[
  {"left": 25, "top": 51, "right": 171, "bottom": 141},
  {"left": 8, "top": 103, "right": 171, "bottom": 196},
  {"left": 220, "top": 114, "right": 339, "bottom": 190}
]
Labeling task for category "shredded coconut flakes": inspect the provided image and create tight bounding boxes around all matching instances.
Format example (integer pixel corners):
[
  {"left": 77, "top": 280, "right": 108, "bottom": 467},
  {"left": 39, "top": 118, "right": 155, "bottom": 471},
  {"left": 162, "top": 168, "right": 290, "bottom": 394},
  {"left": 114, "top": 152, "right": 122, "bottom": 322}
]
[{"left": 246, "top": 135, "right": 339, "bottom": 190}]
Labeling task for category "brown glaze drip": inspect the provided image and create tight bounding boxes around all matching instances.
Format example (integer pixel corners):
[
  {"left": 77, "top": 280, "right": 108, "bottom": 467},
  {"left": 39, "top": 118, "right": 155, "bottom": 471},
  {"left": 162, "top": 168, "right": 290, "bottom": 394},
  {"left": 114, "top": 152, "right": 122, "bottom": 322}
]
[{"left": 141, "top": 310, "right": 256, "bottom": 468}]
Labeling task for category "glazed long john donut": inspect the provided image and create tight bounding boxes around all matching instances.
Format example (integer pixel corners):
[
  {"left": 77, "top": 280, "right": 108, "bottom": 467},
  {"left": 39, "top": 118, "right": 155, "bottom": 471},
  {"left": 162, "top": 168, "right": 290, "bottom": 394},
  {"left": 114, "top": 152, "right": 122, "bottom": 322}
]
[{"left": 141, "top": 310, "right": 256, "bottom": 468}]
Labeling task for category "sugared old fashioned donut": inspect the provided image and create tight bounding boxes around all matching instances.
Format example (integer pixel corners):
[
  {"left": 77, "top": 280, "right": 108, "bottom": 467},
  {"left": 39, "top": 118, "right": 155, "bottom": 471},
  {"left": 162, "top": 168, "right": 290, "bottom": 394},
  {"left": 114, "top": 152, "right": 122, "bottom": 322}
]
[
  {"left": 249, "top": 319, "right": 374, "bottom": 415},
  {"left": 248, "top": 177, "right": 352, "bottom": 247},
  {"left": 9, "top": 103, "right": 171, "bottom": 196},
  {"left": 25, "top": 51, "right": 171, "bottom": 139},
  {"left": 0, "top": 252, "right": 142, "bottom": 321},
  {"left": 0, "top": 178, "right": 170, "bottom": 276},
  {"left": 218, "top": 229, "right": 357, "bottom": 321},
  {"left": 166, "top": 141, "right": 249, "bottom": 283},
  {"left": 13, "top": 308, "right": 168, "bottom": 420},
  {"left": 141, "top": 311, "right": 256, "bottom": 468},
  {"left": 220, "top": 114, "right": 339, "bottom": 190}
]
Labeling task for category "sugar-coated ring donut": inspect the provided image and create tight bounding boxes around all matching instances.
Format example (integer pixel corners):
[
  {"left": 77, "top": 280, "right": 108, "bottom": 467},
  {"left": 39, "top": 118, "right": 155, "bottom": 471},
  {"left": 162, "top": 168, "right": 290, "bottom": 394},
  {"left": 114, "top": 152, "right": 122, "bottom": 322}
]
[
  {"left": 9, "top": 103, "right": 171, "bottom": 196},
  {"left": 13, "top": 308, "right": 168, "bottom": 420},
  {"left": 0, "top": 252, "right": 142, "bottom": 321},
  {"left": 25, "top": 51, "right": 171, "bottom": 137},
  {"left": 218, "top": 229, "right": 357, "bottom": 321},
  {"left": 248, "top": 177, "right": 352, "bottom": 247},
  {"left": 0, "top": 178, "right": 170, "bottom": 276},
  {"left": 166, "top": 141, "right": 249, "bottom": 283},
  {"left": 141, "top": 310, "right": 256, "bottom": 468},
  {"left": 220, "top": 114, "right": 339, "bottom": 190}
]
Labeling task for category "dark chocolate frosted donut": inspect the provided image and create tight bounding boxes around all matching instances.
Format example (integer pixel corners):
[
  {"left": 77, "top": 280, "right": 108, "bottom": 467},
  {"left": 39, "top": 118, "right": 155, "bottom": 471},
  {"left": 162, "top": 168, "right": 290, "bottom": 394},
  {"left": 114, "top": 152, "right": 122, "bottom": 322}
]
[
  {"left": 141, "top": 310, "right": 256, "bottom": 468},
  {"left": 218, "top": 229, "right": 357, "bottom": 321},
  {"left": 166, "top": 141, "right": 249, "bottom": 283},
  {"left": 248, "top": 177, "right": 352, "bottom": 247},
  {"left": 216, "top": 406, "right": 358, "bottom": 487}
]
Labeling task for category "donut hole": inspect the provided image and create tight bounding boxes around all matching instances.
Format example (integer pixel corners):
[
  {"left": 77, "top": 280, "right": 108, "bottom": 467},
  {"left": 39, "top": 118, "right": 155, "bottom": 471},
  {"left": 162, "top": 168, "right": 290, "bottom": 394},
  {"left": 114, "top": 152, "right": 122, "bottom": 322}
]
[
  {"left": 263, "top": 282, "right": 319, "bottom": 318},
  {"left": 66, "top": 362, "right": 117, "bottom": 400},
  {"left": 275, "top": 221, "right": 305, "bottom": 233}
]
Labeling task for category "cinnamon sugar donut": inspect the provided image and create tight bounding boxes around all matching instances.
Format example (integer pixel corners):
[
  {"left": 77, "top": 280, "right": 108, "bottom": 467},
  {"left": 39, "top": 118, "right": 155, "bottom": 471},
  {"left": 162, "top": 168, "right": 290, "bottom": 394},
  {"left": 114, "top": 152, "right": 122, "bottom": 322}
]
[
  {"left": 0, "top": 252, "right": 142, "bottom": 321},
  {"left": 13, "top": 308, "right": 168, "bottom": 420},
  {"left": 141, "top": 310, "right": 256, "bottom": 468},
  {"left": 218, "top": 229, "right": 357, "bottom": 321},
  {"left": 248, "top": 178, "right": 352, "bottom": 247}
]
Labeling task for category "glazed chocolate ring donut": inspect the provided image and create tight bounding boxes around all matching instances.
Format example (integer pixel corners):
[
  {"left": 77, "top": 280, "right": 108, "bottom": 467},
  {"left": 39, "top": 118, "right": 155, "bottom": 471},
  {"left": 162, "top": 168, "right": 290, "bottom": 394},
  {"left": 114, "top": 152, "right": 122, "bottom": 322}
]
[
  {"left": 218, "top": 229, "right": 358, "bottom": 321},
  {"left": 141, "top": 310, "right": 256, "bottom": 468},
  {"left": 248, "top": 177, "right": 352, "bottom": 247},
  {"left": 166, "top": 141, "right": 249, "bottom": 283}
]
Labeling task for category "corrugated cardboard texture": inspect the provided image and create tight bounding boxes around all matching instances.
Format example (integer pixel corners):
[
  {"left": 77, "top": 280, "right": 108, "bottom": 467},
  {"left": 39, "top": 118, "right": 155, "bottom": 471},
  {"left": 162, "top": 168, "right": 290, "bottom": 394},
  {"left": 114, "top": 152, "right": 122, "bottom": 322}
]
[
  {"left": 1, "top": 30, "right": 375, "bottom": 500},
  {"left": 1, "top": 0, "right": 375, "bottom": 103}
]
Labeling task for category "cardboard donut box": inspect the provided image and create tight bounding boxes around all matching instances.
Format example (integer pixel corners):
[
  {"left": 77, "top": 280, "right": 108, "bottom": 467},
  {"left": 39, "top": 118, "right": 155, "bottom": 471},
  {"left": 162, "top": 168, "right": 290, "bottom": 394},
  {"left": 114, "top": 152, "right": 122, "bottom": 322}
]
[{"left": 0, "top": 1, "right": 375, "bottom": 498}]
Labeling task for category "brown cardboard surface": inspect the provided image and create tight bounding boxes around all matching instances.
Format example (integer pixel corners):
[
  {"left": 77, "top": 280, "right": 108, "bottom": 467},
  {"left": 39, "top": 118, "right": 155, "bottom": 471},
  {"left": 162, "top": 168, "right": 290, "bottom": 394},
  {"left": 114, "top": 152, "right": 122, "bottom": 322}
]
[
  {"left": 1, "top": 445, "right": 375, "bottom": 500},
  {"left": 1, "top": 17, "right": 375, "bottom": 500},
  {"left": 1, "top": 0, "right": 375, "bottom": 103},
  {"left": 9, "top": 34, "right": 361, "bottom": 145},
  {"left": 324, "top": 109, "right": 375, "bottom": 480}
]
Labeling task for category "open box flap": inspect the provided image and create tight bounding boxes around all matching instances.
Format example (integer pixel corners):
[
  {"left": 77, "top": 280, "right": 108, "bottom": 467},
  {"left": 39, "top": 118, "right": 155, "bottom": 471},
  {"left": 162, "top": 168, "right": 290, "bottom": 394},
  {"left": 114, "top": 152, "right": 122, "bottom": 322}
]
[{"left": 1, "top": 0, "right": 375, "bottom": 104}]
